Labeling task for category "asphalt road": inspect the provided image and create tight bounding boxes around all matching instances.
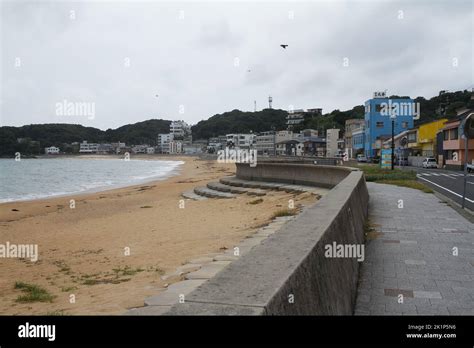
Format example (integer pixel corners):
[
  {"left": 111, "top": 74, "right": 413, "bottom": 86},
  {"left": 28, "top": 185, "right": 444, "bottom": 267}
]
[{"left": 399, "top": 166, "right": 474, "bottom": 211}]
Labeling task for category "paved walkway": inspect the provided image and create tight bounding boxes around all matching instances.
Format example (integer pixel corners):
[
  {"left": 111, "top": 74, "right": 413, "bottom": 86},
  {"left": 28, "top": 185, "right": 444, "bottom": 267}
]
[{"left": 355, "top": 182, "right": 474, "bottom": 315}]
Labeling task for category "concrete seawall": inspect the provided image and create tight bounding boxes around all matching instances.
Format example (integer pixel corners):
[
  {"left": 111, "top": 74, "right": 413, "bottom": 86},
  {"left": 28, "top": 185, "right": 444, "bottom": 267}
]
[{"left": 167, "top": 163, "right": 369, "bottom": 315}]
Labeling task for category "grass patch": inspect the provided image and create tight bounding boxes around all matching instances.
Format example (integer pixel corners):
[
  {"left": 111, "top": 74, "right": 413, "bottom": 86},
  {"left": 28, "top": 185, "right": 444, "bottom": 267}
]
[
  {"left": 60, "top": 286, "right": 78, "bottom": 292},
  {"left": 376, "top": 179, "right": 433, "bottom": 193},
  {"left": 14, "top": 282, "right": 55, "bottom": 303},
  {"left": 354, "top": 165, "right": 432, "bottom": 193},
  {"left": 112, "top": 265, "right": 144, "bottom": 276},
  {"left": 271, "top": 209, "right": 297, "bottom": 219},
  {"left": 248, "top": 198, "right": 264, "bottom": 205}
]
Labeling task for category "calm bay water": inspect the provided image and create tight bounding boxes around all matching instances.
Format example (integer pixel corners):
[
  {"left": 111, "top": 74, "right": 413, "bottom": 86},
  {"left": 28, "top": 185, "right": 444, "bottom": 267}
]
[{"left": 0, "top": 158, "right": 184, "bottom": 203}]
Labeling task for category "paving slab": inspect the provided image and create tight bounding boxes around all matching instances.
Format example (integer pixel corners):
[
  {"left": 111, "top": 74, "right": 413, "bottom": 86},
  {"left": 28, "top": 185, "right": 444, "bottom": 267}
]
[
  {"left": 185, "top": 261, "right": 231, "bottom": 280},
  {"left": 123, "top": 305, "right": 172, "bottom": 315},
  {"left": 355, "top": 183, "right": 474, "bottom": 315}
]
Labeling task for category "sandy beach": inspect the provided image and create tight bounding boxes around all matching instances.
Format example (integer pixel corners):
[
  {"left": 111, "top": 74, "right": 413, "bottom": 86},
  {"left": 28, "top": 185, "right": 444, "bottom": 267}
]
[{"left": 0, "top": 155, "right": 318, "bottom": 315}]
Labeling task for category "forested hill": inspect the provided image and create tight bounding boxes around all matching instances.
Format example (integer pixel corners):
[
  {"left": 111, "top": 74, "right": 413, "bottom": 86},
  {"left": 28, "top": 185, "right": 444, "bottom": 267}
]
[
  {"left": 191, "top": 108, "right": 288, "bottom": 140},
  {"left": 0, "top": 119, "right": 170, "bottom": 156}
]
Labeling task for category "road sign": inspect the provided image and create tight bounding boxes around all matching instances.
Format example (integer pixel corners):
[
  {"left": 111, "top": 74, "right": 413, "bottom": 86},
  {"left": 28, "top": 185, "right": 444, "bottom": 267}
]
[{"left": 381, "top": 149, "right": 392, "bottom": 169}]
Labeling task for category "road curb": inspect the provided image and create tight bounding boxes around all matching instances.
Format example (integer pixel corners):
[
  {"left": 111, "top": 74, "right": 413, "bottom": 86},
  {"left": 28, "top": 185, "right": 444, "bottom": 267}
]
[{"left": 432, "top": 191, "right": 474, "bottom": 223}]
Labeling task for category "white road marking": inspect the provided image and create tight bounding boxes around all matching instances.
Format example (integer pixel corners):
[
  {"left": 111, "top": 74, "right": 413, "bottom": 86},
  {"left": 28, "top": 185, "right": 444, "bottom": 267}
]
[
  {"left": 440, "top": 174, "right": 456, "bottom": 179},
  {"left": 416, "top": 174, "right": 474, "bottom": 203}
]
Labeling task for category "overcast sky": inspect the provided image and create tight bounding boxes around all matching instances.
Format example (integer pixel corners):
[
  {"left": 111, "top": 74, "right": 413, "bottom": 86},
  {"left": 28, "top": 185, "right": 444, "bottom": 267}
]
[{"left": 1, "top": 0, "right": 472, "bottom": 130}]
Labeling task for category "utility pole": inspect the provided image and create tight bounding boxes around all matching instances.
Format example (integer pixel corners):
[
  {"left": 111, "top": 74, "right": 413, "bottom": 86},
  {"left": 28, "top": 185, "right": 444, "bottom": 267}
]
[
  {"left": 461, "top": 113, "right": 474, "bottom": 209},
  {"left": 390, "top": 113, "right": 396, "bottom": 170},
  {"left": 254, "top": 100, "right": 257, "bottom": 112},
  {"left": 268, "top": 96, "right": 272, "bottom": 109}
]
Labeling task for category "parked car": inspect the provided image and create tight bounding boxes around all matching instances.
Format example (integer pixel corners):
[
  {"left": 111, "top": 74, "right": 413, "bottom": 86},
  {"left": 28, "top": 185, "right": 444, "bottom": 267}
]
[
  {"left": 422, "top": 157, "right": 437, "bottom": 169},
  {"left": 357, "top": 154, "right": 368, "bottom": 163},
  {"left": 467, "top": 163, "right": 474, "bottom": 173}
]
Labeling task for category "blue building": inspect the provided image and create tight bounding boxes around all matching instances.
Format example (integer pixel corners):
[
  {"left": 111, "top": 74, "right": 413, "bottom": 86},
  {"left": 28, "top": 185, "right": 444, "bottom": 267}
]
[{"left": 364, "top": 95, "right": 417, "bottom": 159}]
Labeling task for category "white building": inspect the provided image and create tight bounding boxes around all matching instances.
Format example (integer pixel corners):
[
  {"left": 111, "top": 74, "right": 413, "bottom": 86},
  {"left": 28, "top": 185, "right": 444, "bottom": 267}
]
[
  {"left": 157, "top": 133, "right": 174, "bottom": 153},
  {"left": 226, "top": 134, "right": 256, "bottom": 149},
  {"left": 169, "top": 140, "right": 183, "bottom": 154},
  {"left": 79, "top": 141, "right": 99, "bottom": 153},
  {"left": 146, "top": 147, "right": 155, "bottom": 154},
  {"left": 326, "top": 129, "right": 342, "bottom": 157},
  {"left": 45, "top": 146, "right": 60, "bottom": 154},
  {"left": 255, "top": 131, "right": 294, "bottom": 155},
  {"left": 286, "top": 108, "right": 322, "bottom": 129},
  {"left": 170, "top": 120, "right": 191, "bottom": 139},
  {"left": 132, "top": 145, "right": 149, "bottom": 154},
  {"left": 183, "top": 143, "right": 203, "bottom": 154}
]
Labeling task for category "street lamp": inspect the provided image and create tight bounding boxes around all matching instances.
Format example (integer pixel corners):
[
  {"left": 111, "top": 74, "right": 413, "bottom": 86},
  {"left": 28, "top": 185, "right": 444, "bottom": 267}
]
[{"left": 461, "top": 113, "right": 474, "bottom": 209}]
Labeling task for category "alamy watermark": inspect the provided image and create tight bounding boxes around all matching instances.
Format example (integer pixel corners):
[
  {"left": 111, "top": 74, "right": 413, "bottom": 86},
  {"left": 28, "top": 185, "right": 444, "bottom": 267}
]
[
  {"left": 217, "top": 148, "right": 257, "bottom": 167},
  {"left": 0, "top": 241, "right": 38, "bottom": 262},
  {"left": 55, "top": 99, "right": 95, "bottom": 120},
  {"left": 379, "top": 100, "right": 420, "bottom": 120},
  {"left": 324, "top": 241, "right": 364, "bottom": 262}
]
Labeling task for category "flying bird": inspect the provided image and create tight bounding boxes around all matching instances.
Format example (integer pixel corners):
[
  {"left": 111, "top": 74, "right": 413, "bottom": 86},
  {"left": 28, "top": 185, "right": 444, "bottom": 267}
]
[{"left": 280, "top": 44, "right": 288, "bottom": 49}]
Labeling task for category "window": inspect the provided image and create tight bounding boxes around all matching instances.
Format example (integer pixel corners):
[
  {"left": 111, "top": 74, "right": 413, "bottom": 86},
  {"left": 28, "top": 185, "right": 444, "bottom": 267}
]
[
  {"left": 450, "top": 128, "right": 458, "bottom": 140},
  {"left": 401, "top": 122, "right": 408, "bottom": 129},
  {"left": 376, "top": 121, "right": 384, "bottom": 128},
  {"left": 443, "top": 130, "right": 449, "bottom": 141}
]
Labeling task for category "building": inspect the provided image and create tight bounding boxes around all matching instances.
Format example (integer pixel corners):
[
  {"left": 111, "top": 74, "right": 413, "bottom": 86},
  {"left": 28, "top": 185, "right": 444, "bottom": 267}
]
[
  {"left": 441, "top": 110, "right": 474, "bottom": 170},
  {"left": 170, "top": 120, "right": 191, "bottom": 139},
  {"left": 405, "top": 119, "right": 448, "bottom": 158},
  {"left": 255, "top": 131, "right": 275, "bottom": 155},
  {"left": 364, "top": 94, "right": 416, "bottom": 159},
  {"left": 169, "top": 140, "right": 183, "bottom": 154},
  {"left": 301, "top": 136, "right": 327, "bottom": 156},
  {"left": 44, "top": 146, "right": 60, "bottom": 154},
  {"left": 183, "top": 143, "right": 203, "bottom": 154},
  {"left": 226, "top": 134, "right": 255, "bottom": 149},
  {"left": 157, "top": 133, "right": 174, "bottom": 153},
  {"left": 286, "top": 108, "right": 322, "bottom": 129},
  {"left": 276, "top": 140, "right": 304, "bottom": 156},
  {"left": 382, "top": 129, "right": 409, "bottom": 153},
  {"left": 111, "top": 142, "right": 126, "bottom": 154},
  {"left": 208, "top": 136, "right": 226, "bottom": 153},
  {"left": 255, "top": 131, "right": 293, "bottom": 155},
  {"left": 97, "top": 143, "right": 114, "bottom": 154},
  {"left": 344, "top": 119, "right": 365, "bottom": 158},
  {"left": 79, "top": 141, "right": 99, "bottom": 153},
  {"left": 326, "top": 128, "right": 342, "bottom": 157},
  {"left": 132, "top": 145, "right": 150, "bottom": 154},
  {"left": 352, "top": 125, "right": 365, "bottom": 157}
]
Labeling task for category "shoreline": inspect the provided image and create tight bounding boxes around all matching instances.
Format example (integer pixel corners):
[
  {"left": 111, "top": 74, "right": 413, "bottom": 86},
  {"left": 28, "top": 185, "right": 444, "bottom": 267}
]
[
  {"left": 0, "top": 156, "right": 319, "bottom": 315},
  {"left": 0, "top": 155, "right": 185, "bottom": 204}
]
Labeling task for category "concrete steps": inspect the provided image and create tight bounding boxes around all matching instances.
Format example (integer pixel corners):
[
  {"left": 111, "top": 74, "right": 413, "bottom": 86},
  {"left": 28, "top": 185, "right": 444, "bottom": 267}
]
[
  {"left": 194, "top": 186, "right": 236, "bottom": 199},
  {"left": 207, "top": 182, "right": 266, "bottom": 196},
  {"left": 181, "top": 190, "right": 208, "bottom": 201},
  {"left": 219, "top": 176, "right": 322, "bottom": 194}
]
